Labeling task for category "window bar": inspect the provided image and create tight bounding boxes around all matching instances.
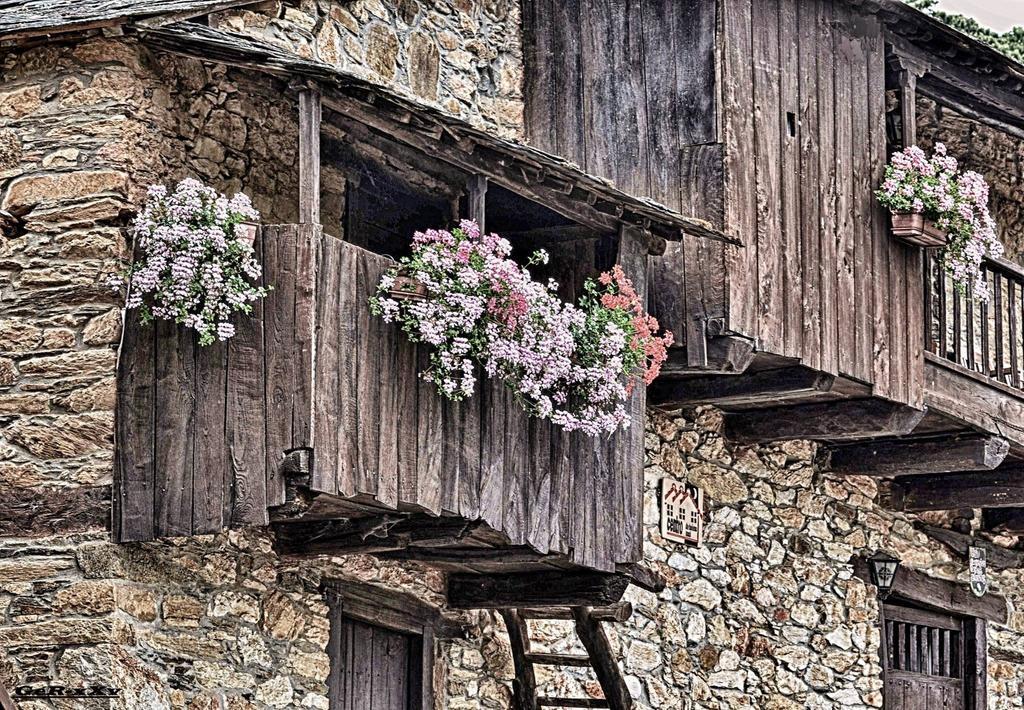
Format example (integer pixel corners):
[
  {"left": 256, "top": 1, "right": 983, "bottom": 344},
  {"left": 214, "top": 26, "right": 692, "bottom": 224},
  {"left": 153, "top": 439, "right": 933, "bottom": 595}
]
[
  {"left": 938, "top": 256, "right": 949, "bottom": 359},
  {"left": 995, "top": 270, "right": 1004, "bottom": 383},
  {"left": 953, "top": 283, "right": 963, "bottom": 366},
  {"left": 981, "top": 269, "right": 990, "bottom": 377},
  {"left": 1013, "top": 279, "right": 1021, "bottom": 389},
  {"left": 966, "top": 280, "right": 976, "bottom": 370}
]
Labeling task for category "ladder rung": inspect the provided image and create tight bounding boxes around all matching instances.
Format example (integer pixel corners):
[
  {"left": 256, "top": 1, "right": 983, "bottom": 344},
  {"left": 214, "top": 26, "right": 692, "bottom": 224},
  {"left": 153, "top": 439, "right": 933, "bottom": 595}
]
[
  {"left": 518, "top": 602, "right": 633, "bottom": 623},
  {"left": 538, "top": 698, "right": 609, "bottom": 708},
  {"left": 525, "top": 652, "right": 592, "bottom": 667}
]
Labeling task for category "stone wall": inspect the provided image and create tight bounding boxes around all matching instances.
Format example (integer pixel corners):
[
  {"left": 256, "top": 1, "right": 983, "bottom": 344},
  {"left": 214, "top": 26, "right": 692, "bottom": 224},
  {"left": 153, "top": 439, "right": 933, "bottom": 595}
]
[
  {"left": 0, "top": 30, "right": 503, "bottom": 709},
  {"left": 445, "top": 408, "right": 1024, "bottom": 710},
  {"left": 207, "top": 0, "right": 524, "bottom": 139},
  {"left": 917, "top": 95, "right": 1024, "bottom": 263}
]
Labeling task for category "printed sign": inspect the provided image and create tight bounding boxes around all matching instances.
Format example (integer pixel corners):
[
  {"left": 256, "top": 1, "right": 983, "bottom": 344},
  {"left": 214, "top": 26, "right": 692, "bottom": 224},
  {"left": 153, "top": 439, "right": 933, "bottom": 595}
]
[
  {"left": 660, "top": 478, "right": 703, "bottom": 546},
  {"left": 969, "top": 545, "right": 988, "bottom": 598}
]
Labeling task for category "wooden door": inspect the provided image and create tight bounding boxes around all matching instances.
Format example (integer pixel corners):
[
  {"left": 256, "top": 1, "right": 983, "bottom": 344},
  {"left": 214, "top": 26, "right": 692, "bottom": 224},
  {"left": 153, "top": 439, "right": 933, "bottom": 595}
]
[
  {"left": 331, "top": 617, "right": 424, "bottom": 710},
  {"left": 883, "top": 603, "right": 965, "bottom": 709}
]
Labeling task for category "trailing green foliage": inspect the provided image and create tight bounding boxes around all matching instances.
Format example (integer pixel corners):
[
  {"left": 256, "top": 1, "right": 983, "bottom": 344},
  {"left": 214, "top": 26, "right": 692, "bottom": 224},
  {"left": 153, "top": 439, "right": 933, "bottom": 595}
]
[{"left": 906, "top": 0, "right": 1024, "bottom": 64}]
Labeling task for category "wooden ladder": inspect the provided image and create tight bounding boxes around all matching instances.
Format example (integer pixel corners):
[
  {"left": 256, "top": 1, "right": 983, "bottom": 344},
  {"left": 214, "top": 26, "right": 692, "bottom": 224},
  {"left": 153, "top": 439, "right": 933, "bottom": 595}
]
[{"left": 500, "top": 603, "right": 633, "bottom": 710}]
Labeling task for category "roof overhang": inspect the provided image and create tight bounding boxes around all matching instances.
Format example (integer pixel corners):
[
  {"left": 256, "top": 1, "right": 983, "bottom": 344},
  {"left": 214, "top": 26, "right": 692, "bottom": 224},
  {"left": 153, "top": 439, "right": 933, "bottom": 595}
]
[{"left": 134, "top": 22, "right": 737, "bottom": 248}]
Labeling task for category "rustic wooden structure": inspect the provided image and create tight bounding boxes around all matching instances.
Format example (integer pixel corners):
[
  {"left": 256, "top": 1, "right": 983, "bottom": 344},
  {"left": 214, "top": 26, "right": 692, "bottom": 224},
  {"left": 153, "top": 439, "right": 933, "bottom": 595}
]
[
  {"left": 113, "top": 22, "right": 730, "bottom": 585},
  {"left": 499, "top": 605, "right": 636, "bottom": 710},
  {"left": 522, "top": 0, "right": 1024, "bottom": 530}
]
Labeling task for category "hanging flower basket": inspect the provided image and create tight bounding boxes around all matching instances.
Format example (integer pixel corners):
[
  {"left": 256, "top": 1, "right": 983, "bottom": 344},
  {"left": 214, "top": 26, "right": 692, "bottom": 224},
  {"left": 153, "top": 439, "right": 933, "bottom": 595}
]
[
  {"left": 369, "top": 220, "right": 673, "bottom": 436},
  {"left": 890, "top": 212, "right": 948, "bottom": 248},
  {"left": 236, "top": 220, "right": 259, "bottom": 246},
  {"left": 876, "top": 143, "right": 1004, "bottom": 301},
  {"left": 388, "top": 274, "right": 428, "bottom": 302}
]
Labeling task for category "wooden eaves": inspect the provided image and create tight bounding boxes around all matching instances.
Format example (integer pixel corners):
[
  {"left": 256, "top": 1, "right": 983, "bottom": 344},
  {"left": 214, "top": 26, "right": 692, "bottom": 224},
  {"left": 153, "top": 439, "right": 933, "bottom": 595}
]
[
  {"left": 0, "top": 0, "right": 264, "bottom": 43},
  {"left": 132, "top": 22, "right": 738, "bottom": 253}
]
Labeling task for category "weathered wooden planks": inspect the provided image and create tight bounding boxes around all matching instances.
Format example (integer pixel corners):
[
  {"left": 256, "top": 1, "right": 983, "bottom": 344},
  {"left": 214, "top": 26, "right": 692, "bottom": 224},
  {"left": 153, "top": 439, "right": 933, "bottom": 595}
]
[
  {"left": 226, "top": 228, "right": 269, "bottom": 527},
  {"left": 154, "top": 319, "right": 195, "bottom": 537},
  {"left": 710, "top": 0, "right": 922, "bottom": 407},
  {"left": 115, "top": 286, "right": 157, "bottom": 543},
  {"left": 192, "top": 338, "right": 228, "bottom": 534},
  {"left": 117, "top": 227, "right": 646, "bottom": 570},
  {"left": 263, "top": 224, "right": 319, "bottom": 507}
]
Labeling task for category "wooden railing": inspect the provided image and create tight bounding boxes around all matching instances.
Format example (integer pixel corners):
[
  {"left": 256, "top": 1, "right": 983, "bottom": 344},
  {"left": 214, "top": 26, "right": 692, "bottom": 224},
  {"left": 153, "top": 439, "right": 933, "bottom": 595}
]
[{"left": 925, "top": 252, "right": 1024, "bottom": 390}]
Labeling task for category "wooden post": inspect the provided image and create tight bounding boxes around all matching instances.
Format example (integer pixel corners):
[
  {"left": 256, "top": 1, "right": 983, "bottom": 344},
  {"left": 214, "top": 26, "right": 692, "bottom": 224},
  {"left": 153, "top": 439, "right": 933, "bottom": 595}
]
[
  {"left": 499, "top": 610, "right": 539, "bottom": 710},
  {"left": 888, "top": 52, "right": 928, "bottom": 148},
  {"left": 467, "top": 174, "right": 487, "bottom": 232},
  {"left": 964, "top": 617, "right": 987, "bottom": 710},
  {"left": 299, "top": 87, "right": 322, "bottom": 225}
]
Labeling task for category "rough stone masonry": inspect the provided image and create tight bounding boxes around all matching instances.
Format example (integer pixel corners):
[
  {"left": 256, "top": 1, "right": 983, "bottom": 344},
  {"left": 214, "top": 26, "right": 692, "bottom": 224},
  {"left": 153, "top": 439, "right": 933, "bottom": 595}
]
[{"left": 2, "top": 1, "right": 1024, "bottom": 709}]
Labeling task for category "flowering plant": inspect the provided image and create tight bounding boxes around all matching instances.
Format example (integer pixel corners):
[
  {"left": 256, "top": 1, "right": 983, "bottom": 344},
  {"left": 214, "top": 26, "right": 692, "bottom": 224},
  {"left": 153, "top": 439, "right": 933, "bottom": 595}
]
[
  {"left": 876, "top": 143, "right": 1003, "bottom": 300},
  {"left": 110, "top": 179, "right": 268, "bottom": 346},
  {"left": 370, "top": 221, "right": 672, "bottom": 435}
]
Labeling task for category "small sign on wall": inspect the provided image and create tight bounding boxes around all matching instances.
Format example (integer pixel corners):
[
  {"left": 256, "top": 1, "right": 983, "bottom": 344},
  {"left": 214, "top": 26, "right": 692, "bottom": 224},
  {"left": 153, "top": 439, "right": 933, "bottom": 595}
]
[
  {"left": 660, "top": 478, "right": 704, "bottom": 546},
  {"left": 969, "top": 546, "right": 988, "bottom": 597}
]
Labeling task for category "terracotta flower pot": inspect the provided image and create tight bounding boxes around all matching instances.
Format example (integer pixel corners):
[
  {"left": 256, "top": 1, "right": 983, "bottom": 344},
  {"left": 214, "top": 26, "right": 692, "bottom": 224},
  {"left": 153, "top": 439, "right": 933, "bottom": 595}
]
[
  {"left": 890, "top": 212, "right": 948, "bottom": 248},
  {"left": 236, "top": 221, "right": 258, "bottom": 246},
  {"left": 389, "top": 275, "right": 428, "bottom": 302}
]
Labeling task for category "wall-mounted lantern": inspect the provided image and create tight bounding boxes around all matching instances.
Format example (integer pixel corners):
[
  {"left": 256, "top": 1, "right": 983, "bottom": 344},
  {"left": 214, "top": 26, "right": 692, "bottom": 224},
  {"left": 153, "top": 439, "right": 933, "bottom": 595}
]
[{"left": 867, "top": 551, "right": 901, "bottom": 600}]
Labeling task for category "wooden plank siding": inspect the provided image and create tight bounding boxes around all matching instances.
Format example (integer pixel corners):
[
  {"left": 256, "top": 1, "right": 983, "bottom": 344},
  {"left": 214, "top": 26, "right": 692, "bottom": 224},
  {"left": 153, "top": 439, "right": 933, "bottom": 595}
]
[
  {"left": 523, "top": 0, "right": 725, "bottom": 352},
  {"left": 521, "top": 0, "right": 923, "bottom": 407},
  {"left": 719, "top": 0, "right": 923, "bottom": 406},
  {"left": 116, "top": 225, "right": 647, "bottom": 572},
  {"left": 306, "top": 234, "right": 646, "bottom": 572}
]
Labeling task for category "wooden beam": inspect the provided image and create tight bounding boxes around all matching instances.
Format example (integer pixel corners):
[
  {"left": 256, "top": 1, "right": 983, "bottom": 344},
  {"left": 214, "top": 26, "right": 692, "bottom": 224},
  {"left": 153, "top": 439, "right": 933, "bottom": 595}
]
[
  {"left": 649, "top": 367, "right": 835, "bottom": 409},
  {"left": 658, "top": 336, "right": 756, "bottom": 378},
  {"left": 274, "top": 515, "right": 486, "bottom": 556},
  {"left": 466, "top": 174, "right": 487, "bottom": 233},
  {"left": 724, "top": 399, "right": 926, "bottom": 444},
  {"left": 324, "top": 579, "right": 465, "bottom": 638},
  {"left": 913, "top": 522, "right": 1024, "bottom": 571},
  {"left": 827, "top": 435, "right": 1009, "bottom": 477},
  {"left": 982, "top": 507, "right": 1024, "bottom": 534},
  {"left": 447, "top": 571, "right": 630, "bottom": 609},
  {"left": 892, "top": 463, "right": 1024, "bottom": 512},
  {"left": 298, "top": 87, "right": 321, "bottom": 224},
  {"left": 518, "top": 602, "right": 633, "bottom": 623},
  {"left": 614, "top": 562, "right": 665, "bottom": 594},
  {"left": 853, "top": 557, "right": 1007, "bottom": 624}
]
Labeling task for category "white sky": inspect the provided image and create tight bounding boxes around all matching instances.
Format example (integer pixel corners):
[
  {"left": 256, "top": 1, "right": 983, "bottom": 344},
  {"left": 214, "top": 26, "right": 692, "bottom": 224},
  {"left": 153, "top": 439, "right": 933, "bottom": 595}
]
[{"left": 934, "top": 0, "right": 1024, "bottom": 31}]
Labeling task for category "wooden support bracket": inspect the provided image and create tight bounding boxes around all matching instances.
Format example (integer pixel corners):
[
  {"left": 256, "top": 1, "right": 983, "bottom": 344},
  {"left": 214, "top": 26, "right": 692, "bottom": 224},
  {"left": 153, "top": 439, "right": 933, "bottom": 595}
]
[
  {"left": 659, "top": 336, "right": 756, "bottom": 378},
  {"left": 892, "top": 463, "right": 1024, "bottom": 512},
  {"left": 649, "top": 366, "right": 835, "bottom": 409},
  {"left": 298, "top": 87, "right": 321, "bottom": 224},
  {"left": 447, "top": 570, "right": 630, "bottom": 610},
  {"left": 913, "top": 522, "right": 1024, "bottom": 571},
  {"left": 725, "top": 399, "right": 926, "bottom": 444},
  {"left": 827, "top": 435, "right": 1009, "bottom": 477}
]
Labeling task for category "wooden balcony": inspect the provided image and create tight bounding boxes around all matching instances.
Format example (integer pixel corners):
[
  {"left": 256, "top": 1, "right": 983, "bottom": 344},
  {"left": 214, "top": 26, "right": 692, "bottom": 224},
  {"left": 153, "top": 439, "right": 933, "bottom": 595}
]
[{"left": 115, "top": 223, "right": 649, "bottom": 576}]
